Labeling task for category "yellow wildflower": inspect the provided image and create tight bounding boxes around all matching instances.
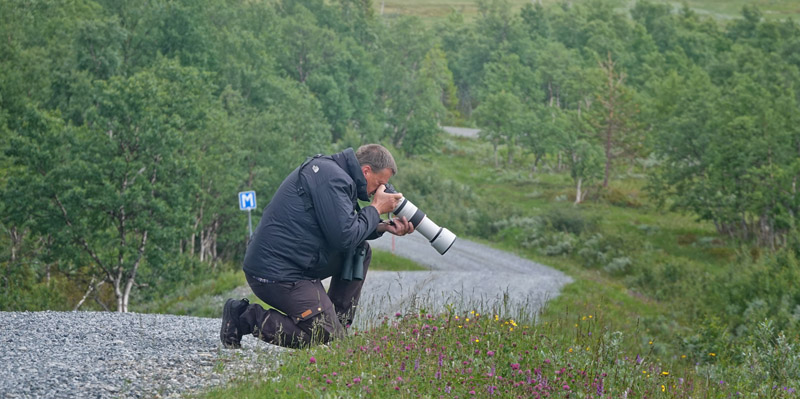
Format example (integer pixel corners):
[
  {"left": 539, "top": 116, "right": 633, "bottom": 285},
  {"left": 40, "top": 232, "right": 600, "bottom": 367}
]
[{"left": 662, "top": 372, "right": 669, "bottom": 376}]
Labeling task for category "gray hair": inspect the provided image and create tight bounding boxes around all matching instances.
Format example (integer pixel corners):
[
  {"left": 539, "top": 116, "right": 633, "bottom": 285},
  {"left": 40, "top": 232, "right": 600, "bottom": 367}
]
[{"left": 355, "top": 144, "right": 397, "bottom": 175}]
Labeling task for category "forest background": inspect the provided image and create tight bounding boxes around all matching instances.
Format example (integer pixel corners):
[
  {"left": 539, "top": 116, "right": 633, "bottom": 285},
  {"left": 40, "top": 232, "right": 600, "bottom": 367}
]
[{"left": 2, "top": 0, "right": 800, "bottom": 388}]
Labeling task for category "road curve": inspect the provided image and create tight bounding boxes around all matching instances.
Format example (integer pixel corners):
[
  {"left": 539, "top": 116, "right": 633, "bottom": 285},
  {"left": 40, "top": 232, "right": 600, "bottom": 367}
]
[{"left": 351, "top": 233, "right": 573, "bottom": 328}]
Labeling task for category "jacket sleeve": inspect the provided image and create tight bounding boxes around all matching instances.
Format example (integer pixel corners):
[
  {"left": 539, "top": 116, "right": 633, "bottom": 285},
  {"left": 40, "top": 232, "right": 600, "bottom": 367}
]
[{"left": 307, "top": 173, "right": 381, "bottom": 251}]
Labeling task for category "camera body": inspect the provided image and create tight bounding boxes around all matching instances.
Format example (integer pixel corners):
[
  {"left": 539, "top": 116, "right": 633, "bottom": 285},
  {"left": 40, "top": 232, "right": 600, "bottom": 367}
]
[{"left": 384, "top": 183, "right": 456, "bottom": 255}]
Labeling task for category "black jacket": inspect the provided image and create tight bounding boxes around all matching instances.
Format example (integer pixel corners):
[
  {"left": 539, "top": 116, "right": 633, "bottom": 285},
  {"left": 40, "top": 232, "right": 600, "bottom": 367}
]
[{"left": 243, "top": 148, "right": 382, "bottom": 281}]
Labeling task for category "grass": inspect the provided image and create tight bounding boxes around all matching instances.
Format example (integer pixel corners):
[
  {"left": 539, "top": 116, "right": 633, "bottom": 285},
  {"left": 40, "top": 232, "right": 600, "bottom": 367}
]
[
  {"left": 372, "top": 248, "right": 431, "bottom": 272},
  {"left": 372, "top": 0, "right": 800, "bottom": 22},
  {"left": 198, "top": 137, "right": 800, "bottom": 397},
  {"left": 203, "top": 306, "right": 799, "bottom": 398}
]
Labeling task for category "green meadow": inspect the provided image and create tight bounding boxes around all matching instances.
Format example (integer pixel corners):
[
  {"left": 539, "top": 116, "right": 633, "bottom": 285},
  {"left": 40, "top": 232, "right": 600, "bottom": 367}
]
[
  {"left": 202, "top": 137, "right": 800, "bottom": 397},
  {"left": 373, "top": 0, "right": 800, "bottom": 21}
]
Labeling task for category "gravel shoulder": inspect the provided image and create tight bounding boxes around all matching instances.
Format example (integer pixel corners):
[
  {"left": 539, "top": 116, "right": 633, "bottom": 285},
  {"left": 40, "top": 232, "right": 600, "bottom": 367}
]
[{"left": 1, "top": 233, "right": 572, "bottom": 398}]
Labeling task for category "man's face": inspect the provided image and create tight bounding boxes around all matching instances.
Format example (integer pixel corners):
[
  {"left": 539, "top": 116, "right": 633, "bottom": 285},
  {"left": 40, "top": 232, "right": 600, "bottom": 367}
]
[{"left": 362, "top": 165, "right": 393, "bottom": 196}]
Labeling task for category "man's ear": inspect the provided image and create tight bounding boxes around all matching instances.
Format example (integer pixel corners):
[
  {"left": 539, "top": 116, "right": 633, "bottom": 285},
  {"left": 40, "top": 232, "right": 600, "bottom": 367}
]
[{"left": 361, "top": 165, "right": 371, "bottom": 177}]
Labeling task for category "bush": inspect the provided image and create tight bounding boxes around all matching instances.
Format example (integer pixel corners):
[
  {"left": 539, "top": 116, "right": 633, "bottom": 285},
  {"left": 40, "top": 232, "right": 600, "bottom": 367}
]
[
  {"left": 600, "top": 187, "right": 643, "bottom": 208},
  {"left": 544, "top": 208, "right": 595, "bottom": 235},
  {"left": 604, "top": 256, "right": 632, "bottom": 275},
  {"left": 0, "top": 261, "right": 68, "bottom": 311},
  {"left": 719, "top": 249, "right": 800, "bottom": 337},
  {"left": 542, "top": 232, "right": 576, "bottom": 256},
  {"left": 390, "top": 160, "right": 499, "bottom": 237},
  {"left": 577, "top": 233, "right": 627, "bottom": 269}
]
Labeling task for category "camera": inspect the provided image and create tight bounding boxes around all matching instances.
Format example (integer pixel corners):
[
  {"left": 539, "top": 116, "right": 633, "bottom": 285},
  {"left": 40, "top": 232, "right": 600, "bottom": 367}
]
[{"left": 384, "top": 183, "right": 457, "bottom": 255}]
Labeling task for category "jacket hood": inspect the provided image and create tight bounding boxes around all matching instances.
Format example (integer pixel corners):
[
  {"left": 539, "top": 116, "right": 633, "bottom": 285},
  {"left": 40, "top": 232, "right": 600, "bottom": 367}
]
[{"left": 332, "top": 148, "right": 369, "bottom": 201}]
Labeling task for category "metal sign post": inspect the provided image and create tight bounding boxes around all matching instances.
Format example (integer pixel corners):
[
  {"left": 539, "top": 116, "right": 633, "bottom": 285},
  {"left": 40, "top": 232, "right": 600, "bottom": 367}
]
[{"left": 238, "top": 191, "right": 257, "bottom": 239}]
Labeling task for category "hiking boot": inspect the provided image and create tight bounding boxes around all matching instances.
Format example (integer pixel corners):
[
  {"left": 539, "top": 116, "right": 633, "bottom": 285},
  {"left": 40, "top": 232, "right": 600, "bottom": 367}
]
[{"left": 220, "top": 298, "right": 249, "bottom": 349}]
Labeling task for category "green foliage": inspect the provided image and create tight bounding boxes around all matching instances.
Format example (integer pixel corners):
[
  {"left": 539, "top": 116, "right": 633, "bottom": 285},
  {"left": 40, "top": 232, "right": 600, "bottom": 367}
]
[
  {"left": 0, "top": 0, "right": 456, "bottom": 310},
  {"left": 133, "top": 265, "right": 245, "bottom": 317},
  {"left": 389, "top": 158, "right": 493, "bottom": 237},
  {"left": 378, "top": 17, "right": 448, "bottom": 154},
  {"left": 0, "top": 259, "right": 68, "bottom": 311}
]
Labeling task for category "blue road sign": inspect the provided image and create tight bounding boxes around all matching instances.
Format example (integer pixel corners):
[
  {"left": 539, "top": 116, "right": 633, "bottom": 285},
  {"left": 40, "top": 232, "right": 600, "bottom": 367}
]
[{"left": 238, "top": 191, "right": 257, "bottom": 211}]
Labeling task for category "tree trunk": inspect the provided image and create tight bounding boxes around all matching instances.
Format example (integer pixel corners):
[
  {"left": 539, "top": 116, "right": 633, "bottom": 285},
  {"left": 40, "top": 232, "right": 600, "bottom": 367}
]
[
  {"left": 575, "top": 177, "right": 583, "bottom": 205},
  {"left": 199, "top": 227, "right": 205, "bottom": 262},
  {"left": 603, "top": 126, "right": 612, "bottom": 187},
  {"left": 10, "top": 226, "right": 19, "bottom": 262}
]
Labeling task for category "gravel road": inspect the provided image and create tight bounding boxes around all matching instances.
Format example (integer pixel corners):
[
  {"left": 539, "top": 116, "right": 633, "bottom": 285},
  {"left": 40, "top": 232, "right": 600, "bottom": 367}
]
[
  {"left": 356, "top": 232, "right": 572, "bottom": 328},
  {"left": 441, "top": 126, "right": 480, "bottom": 138},
  {"left": 0, "top": 233, "right": 571, "bottom": 398}
]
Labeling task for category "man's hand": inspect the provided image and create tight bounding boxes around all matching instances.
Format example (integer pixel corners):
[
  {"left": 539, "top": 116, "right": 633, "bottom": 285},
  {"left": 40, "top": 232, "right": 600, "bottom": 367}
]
[
  {"left": 371, "top": 184, "right": 403, "bottom": 215},
  {"left": 377, "top": 216, "right": 415, "bottom": 236}
]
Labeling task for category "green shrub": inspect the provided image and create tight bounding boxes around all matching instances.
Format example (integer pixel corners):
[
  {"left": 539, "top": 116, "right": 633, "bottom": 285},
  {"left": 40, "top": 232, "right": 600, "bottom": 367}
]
[
  {"left": 740, "top": 320, "right": 800, "bottom": 393},
  {"left": 719, "top": 249, "right": 800, "bottom": 337},
  {"left": 389, "top": 160, "right": 500, "bottom": 237},
  {"left": 577, "top": 233, "right": 627, "bottom": 270},
  {"left": 542, "top": 231, "right": 576, "bottom": 256},
  {"left": 0, "top": 260, "right": 68, "bottom": 311},
  {"left": 601, "top": 186, "right": 643, "bottom": 208},
  {"left": 604, "top": 256, "right": 632, "bottom": 275},
  {"left": 544, "top": 208, "right": 595, "bottom": 235},
  {"left": 491, "top": 216, "right": 545, "bottom": 244}
]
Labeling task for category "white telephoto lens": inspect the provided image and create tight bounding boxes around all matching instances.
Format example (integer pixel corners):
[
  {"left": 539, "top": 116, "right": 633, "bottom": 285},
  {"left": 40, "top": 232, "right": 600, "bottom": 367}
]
[{"left": 392, "top": 198, "right": 457, "bottom": 255}]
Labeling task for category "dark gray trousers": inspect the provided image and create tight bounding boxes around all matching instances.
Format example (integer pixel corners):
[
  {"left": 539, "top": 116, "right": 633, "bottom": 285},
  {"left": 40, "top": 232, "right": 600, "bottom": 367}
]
[{"left": 240, "top": 244, "right": 372, "bottom": 348}]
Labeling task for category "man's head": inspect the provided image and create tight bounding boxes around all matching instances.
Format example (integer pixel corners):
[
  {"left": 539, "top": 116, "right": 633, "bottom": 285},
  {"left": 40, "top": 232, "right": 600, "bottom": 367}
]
[{"left": 356, "top": 144, "right": 397, "bottom": 196}]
